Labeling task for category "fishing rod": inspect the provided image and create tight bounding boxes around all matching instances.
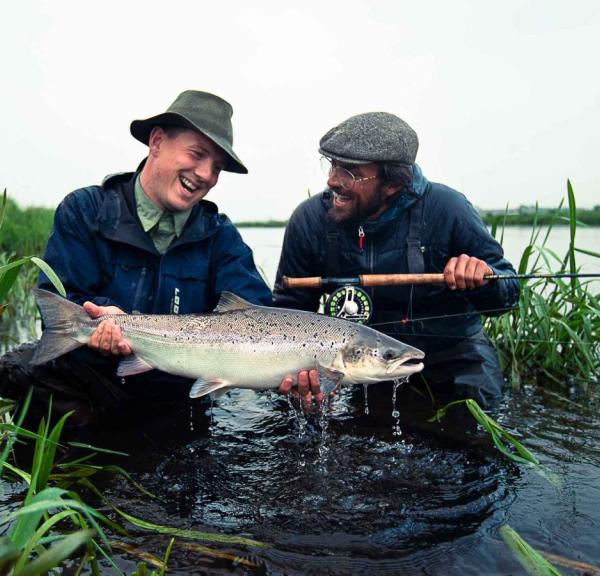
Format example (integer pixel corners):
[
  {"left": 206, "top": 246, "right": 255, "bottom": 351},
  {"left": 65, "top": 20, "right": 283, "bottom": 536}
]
[
  {"left": 282, "top": 273, "right": 600, "bottom": 323},
  {"left": 282, "top": 272, "right": 600, "bottom": 290}
]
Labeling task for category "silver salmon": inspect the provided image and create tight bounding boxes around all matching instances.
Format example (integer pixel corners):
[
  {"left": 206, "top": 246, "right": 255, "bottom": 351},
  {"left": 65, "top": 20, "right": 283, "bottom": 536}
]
[{"left": 31, "top": 289, "right": 425, "bottom": 398}]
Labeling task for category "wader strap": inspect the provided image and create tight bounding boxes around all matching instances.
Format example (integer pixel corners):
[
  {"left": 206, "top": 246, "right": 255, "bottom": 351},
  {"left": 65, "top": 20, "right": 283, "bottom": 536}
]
[
  {"left": 325, "top": 219, "right": 341, "bottom": 277},
  {"left": 406, "top": 198, "right": 424, "bottom": 273}
]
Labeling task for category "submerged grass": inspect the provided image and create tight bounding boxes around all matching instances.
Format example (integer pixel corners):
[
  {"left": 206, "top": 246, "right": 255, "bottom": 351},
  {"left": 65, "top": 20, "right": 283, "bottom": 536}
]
[
  {"left": 0, "top": 400, "right": 269, "bottom": 573},
  {"left": 431, "top": 398, "right": 561, "bottom": 487},
  {"left": 500, "top": 525, "right": 563, "bottom": 576}
]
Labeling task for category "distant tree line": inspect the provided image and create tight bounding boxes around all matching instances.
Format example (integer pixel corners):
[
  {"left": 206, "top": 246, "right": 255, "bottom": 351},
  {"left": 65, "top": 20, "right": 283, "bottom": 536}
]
[
  {"left": 0, "top": 198, "right": 54, "bottom": 256},
  {"left": 480, "top": 205, "right": 600, "bottom": 227},
  {"left": 2, "top": 197, "right": 599, "bottom": 261}
]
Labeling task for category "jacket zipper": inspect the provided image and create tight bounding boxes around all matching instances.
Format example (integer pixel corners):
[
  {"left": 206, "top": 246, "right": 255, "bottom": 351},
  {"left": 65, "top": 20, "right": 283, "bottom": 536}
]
[{"left": 358, "top": 225, "right": 365, "bottom": 252}]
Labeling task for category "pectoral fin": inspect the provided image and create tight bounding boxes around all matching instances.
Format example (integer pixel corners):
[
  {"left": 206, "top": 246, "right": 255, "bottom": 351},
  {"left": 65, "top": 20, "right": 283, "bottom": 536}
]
[
  {"left": 318, "top": 365, "right": 345, "bottom": 394},
  {"left": 189, "top": 378, "right": 231, "bottom": 399},
  {"left": 117, "top": 355, "right": 154, "bottom": 376}
]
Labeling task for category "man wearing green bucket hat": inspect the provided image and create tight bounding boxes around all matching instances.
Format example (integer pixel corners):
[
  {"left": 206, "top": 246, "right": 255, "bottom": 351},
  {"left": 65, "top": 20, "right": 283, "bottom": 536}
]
[{"left": 1, "top": 90, "right": 273, "bottom": 425}]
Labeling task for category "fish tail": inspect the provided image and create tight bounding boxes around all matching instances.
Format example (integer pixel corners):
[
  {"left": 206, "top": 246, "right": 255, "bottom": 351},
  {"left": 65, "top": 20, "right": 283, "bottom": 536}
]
[{"left": 30, "top": 289, "right": 89, "bottom": 365}]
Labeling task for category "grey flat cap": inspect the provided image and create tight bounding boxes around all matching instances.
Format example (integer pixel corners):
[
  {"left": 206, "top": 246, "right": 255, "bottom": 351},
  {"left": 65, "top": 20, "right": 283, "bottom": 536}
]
[{"left": 319, "top": 112, "right": 418, "bottom": 165}]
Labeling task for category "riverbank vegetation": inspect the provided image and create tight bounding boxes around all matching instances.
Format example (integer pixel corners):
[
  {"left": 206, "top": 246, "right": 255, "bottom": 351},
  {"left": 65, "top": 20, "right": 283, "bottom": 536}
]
[
  {"left": 480, "top": 204, "right": 600, "bottom": 227},
  {"left": 485, "top": 182, "right": 600, "bottom": 391}
]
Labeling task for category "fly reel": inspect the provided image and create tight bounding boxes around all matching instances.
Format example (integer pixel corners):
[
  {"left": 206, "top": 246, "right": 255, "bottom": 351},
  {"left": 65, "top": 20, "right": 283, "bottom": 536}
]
[{"left": 324, "top": 285, "right": 373, "bottom": 324}]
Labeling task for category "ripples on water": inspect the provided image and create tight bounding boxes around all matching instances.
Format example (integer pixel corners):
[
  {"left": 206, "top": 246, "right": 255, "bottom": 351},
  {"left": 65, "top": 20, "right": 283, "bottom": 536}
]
[
  {"left": 4, "top": 383, "right": 599, "bottom": 575},
  {"left": 98, "top": 384, "right": 521, "bottom": 575}
]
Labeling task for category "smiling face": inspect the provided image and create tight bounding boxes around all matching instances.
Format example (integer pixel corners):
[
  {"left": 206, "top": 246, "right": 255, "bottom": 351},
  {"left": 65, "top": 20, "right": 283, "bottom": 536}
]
[
  {"left": 140, "top": 126, "right": 227, "bottom": 213},
  {"left": 327, "top": 162, "right": 400, "bottom": 224}
]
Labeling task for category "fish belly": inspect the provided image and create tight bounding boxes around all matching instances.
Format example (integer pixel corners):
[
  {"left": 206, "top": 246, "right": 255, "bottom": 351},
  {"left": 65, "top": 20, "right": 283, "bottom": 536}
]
[{"left": 125, "top": 335, "right": 327, "bottom": 390}]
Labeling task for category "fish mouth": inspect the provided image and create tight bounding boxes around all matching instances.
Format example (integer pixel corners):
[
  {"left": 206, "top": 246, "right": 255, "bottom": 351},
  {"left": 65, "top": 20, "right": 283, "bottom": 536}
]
[{"left": 387, "top": 351, "right": 425, "bottom": 375}]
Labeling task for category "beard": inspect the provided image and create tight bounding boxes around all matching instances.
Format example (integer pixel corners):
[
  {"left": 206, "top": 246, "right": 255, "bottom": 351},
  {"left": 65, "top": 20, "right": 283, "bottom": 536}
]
[{"left": 328, "top": 182, "right": 388, "bottom": 224}]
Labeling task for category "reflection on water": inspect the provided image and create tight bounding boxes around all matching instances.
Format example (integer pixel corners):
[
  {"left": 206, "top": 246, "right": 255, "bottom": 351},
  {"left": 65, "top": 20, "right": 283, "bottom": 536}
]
[
  {"left": 61, "top": 382, "right": 595, "bottom": 575},
  {"left": 3, "top": 377, "right": 600, "bottom": 574}
]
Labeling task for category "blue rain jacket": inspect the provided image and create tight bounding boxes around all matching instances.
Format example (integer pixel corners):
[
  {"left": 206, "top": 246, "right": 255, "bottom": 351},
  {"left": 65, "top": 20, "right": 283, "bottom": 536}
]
[
  {"left": 273, "top": 165, "right": 520, "bottom": 354},
  {"left": 40, "top": 168, "right": 272, "bottom": 313}
]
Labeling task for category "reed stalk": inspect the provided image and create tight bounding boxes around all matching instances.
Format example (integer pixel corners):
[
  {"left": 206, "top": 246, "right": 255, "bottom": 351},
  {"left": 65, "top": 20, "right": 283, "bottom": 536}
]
[{"left": 485, "top": 181, "right": 600, "bottom": 391}]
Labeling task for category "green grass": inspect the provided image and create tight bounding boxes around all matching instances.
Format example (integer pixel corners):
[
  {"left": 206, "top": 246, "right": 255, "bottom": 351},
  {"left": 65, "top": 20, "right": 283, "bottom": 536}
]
[
  {"left": 0, "top": 398, "right": 268, "bottom": 573},
  {"left": 0, "top": 196, "right": 54, "bottom": 257},
  {"left": 500, "top": 525, "right": 563, "bottom": 576},
  {"left": 485, "top": 181, "right": 600, "bottom": 391}
]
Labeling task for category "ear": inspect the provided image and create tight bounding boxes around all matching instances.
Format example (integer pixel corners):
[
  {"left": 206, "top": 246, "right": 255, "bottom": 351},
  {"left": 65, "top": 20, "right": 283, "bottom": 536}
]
[
  {"left": 382, "top": 182, "right": 402, "bottom": 199},
  {"left": 147, "top": 126, "right": 166, "bottom": 156}
]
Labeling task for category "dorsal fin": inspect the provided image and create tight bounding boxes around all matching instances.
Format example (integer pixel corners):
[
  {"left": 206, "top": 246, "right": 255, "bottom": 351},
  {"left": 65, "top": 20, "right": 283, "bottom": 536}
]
[{"left": 214, "top": 291, "right": 254, "bottom": 313}]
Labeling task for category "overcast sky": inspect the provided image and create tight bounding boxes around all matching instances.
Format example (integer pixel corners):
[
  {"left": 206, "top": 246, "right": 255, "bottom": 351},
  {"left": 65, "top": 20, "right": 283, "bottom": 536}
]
[{"left": 1, "top": 0, "right": 599, "bottom": 222}]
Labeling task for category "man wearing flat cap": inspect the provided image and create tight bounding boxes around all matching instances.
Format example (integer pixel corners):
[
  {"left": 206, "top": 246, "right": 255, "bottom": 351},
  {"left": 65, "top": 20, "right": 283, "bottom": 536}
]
[
  {"left": 1, "top": 90, "right": 272, "bottom": 425},
  {"left": 274, "top": 112, "right": 520, "bottom": 408}
]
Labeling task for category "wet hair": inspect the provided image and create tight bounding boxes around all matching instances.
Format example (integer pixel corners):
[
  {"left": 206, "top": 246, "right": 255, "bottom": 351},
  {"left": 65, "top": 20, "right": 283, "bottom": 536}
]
[{"left": 377, "top": 162, "right": 415, "bottom": 196}]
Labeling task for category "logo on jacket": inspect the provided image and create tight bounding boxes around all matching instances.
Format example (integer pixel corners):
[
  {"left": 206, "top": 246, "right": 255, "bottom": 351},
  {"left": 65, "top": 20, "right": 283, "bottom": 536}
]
[{"left": 172, "top": 287, "right": 181, "bottom": 314}]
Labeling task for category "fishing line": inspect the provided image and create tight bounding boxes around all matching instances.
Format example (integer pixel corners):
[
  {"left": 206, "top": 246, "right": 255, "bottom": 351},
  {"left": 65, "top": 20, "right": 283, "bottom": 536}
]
[{"left": 369, "top": 306, "right": 519, "bottom": 327}]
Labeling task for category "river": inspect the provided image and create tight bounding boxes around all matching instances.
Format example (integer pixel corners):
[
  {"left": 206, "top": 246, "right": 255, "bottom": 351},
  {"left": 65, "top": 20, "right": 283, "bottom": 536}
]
[
  {"left": 92, "top": 225, "right": 600, "bottom": 573},
  {"left": 2, "top": 226, "right": 599, "bottom": 575}
]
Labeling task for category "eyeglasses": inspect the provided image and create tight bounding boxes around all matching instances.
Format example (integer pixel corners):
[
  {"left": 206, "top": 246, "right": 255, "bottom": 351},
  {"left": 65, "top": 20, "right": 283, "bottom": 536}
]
[{"left": 320, "top": 156, "right": 377, "bottom": 191}]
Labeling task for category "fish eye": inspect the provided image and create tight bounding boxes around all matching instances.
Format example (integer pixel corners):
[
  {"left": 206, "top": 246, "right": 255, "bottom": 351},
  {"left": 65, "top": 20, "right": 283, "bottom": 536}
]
[
  {"left": 383, "top": 350, "right": 396, "bottom": 360},
  {"left": 353, "top": 347, "right": 363, "bottom": 356}
]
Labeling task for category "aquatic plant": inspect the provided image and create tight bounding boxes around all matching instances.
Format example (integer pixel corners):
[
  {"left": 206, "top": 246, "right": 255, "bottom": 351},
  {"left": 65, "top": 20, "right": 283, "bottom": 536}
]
[
  {"left": 500, "top": 525, "right": 563, "bottom": 576},
  {"left": 0, "top": 398, "right": 111, "bottom": 573},
  {"left": 0, "top": 398, "right": 267, "bottom": 573},
  {"left": 485, "top": 181, "right": 600, "bottom": 391},
  {"left": 430, "top": 398, "right": 561, "bottom": 488},
  {"left": 430, "top": 398, "right": 539, "bottom": 466},
  {"left": 0, "top": 190, "right": 65, "bottom": 353}
]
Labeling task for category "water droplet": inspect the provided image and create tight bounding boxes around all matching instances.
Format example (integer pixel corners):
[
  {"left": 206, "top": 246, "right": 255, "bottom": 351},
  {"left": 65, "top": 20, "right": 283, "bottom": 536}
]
[
  {"left": 363, "top": 383, "right": 370, "bottom": 415},
  {"left": 392, "top": 379, "right": 403, "bottom": 437}
]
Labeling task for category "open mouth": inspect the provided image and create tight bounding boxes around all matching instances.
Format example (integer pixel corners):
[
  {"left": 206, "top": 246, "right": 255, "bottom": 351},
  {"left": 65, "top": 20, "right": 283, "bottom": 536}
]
[
  {"left": 179, "top": 175, "right": 200, "bottom": 194},
  {"left": 333, "top": 190, "right": 352, "bottom": 206}
]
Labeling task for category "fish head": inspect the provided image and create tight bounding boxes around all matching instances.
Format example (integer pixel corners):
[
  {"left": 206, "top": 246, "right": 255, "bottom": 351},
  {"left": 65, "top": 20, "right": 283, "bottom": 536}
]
[{"left": 338, "top": 329, "right": 425, "bottom": 385}]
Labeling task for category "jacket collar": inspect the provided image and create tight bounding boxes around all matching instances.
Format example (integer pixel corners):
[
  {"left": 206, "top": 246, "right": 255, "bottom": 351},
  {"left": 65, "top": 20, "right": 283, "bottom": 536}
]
[{"left": 96, "top": 161, "right": 221, "bottom": 253}]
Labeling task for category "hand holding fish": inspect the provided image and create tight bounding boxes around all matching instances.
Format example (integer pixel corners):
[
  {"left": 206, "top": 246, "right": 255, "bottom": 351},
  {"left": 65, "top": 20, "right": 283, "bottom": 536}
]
[
  {"left": 444, "top": 254, "right": 493, "bottom": 291},
  {"left": 278, "top": 369, "right": 325, "bottom": 411},
  {"left": 83, "top": 302, "right": 133, "bottom": 356}
]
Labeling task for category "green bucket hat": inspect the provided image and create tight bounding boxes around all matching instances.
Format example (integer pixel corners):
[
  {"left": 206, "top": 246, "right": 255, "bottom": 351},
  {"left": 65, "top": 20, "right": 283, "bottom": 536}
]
[{"left": 130, "top": 90, "right": 248, "bottom": 174}]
